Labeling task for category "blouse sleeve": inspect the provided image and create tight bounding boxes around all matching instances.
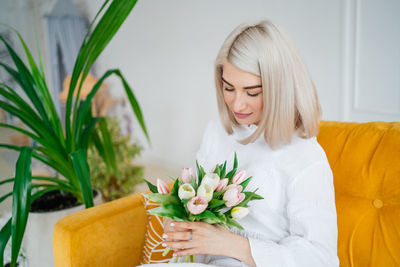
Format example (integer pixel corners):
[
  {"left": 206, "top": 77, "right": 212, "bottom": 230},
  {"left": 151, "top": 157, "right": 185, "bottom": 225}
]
[{"left": 246, "top": 162, "right": 339, "bottom": 267}]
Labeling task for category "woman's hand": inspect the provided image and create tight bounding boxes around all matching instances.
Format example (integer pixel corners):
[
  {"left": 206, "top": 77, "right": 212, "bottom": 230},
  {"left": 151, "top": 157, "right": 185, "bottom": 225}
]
[
  {"left": 162, "top": 217, "right": 186, "bottom": 234},
  {"left": 162, "top": 220, "right": 256, "bottom": 267}
]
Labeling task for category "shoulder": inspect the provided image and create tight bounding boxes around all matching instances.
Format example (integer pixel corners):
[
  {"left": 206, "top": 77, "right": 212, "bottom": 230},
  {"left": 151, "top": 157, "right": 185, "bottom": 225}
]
[
  {"left": 273, "top": 134, "right": 331, "bottom": 180},
  {"left": 203, "top": 119, "right": 228, "bottom": 140}
]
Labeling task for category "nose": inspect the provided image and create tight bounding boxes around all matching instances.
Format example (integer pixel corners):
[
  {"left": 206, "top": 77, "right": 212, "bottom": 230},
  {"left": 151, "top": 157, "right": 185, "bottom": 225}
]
[{"left": 233, "top": 92, "right": 247, "bottom": 112}]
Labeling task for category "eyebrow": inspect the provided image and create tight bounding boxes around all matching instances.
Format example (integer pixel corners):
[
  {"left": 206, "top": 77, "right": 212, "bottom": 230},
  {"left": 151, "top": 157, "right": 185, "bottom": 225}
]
[{"left": 221, "top": 77, "right": 262, "bottom": 89}]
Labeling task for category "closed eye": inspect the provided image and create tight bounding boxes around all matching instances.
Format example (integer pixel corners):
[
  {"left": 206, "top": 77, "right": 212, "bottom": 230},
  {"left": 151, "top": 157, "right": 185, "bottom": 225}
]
[
  {"left": 224, "top": 87, "right": 234, "bottom": 92},
  {"left": 247, "top": 92, "right": 261, "bottom": 97}
]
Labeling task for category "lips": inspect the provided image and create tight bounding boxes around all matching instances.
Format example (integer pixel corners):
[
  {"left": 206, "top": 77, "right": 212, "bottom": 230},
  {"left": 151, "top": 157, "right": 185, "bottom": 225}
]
[{"left": 234, "top": 112, "right": 252, "bottom": 119}]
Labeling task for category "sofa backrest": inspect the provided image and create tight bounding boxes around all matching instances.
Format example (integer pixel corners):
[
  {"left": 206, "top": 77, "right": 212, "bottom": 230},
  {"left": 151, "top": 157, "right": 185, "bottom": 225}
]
[{"left": 317, "top": 121, "right": 400, "bottom": 267}]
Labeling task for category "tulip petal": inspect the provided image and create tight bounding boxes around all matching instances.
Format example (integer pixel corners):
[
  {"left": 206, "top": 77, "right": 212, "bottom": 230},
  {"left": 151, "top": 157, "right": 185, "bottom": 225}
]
[
  {"left": 187, "top": 196, "right": 208, "bottom": 214},
  {"left": 231, "top": 207, "right": 249, "bottom": 219},
  {"left": 157, "top": 178, "right": 170, "bottom": 194}
]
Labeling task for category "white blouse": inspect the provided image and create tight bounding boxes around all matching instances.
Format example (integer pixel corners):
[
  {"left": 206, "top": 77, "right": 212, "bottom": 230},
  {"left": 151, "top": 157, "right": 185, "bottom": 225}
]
[
  {"left": 139, "top": 119, "right": 339, "bottom": 267},
  {"left": 193, "top": 119, "right": 339, "bottom": 267}
]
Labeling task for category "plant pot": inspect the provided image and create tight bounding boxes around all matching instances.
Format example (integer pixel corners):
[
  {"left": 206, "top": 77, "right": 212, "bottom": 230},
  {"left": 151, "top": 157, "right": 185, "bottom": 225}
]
[
  {"left": 22, "top": 190, "right": 102, "bottom": 267},
  {"left": 2, "top": 240, "right": 27, "bottom": 267}
]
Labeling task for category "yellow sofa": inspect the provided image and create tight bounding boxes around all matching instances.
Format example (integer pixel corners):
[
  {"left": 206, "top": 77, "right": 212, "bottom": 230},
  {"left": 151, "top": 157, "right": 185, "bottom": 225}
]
[{"left": 53, "top": 121, "right": 400, "bottom": 267}]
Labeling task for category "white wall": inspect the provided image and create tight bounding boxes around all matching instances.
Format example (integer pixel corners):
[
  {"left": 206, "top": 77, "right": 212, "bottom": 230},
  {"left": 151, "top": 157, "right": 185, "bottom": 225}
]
[
  {"left": 1, "top": 0, "right": 399, "bottom": 173},
  {"left": 81, "top": 0, "right": 345, "bottom": 170}
]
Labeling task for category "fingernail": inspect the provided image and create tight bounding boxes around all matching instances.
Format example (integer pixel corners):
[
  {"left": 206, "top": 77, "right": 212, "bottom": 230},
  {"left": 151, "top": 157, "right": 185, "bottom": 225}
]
[
  {"left": 162, "top": 234, "right": 168, "bottom": 238},
  {"left": 170, "top": 222, "right": 175, "bottom": 226},
  {"left": 173, "top": 253, "right": 177, "bottom": 257},
  {"left": 162, "top": 243, "right": 167, "bottom": 247}
]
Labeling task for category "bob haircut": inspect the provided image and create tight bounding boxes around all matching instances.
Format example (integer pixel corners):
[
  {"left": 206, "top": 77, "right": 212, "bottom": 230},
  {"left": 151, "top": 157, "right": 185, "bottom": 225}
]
[{"left": 214, "top": 20, "right": 322, "bottom": 149}]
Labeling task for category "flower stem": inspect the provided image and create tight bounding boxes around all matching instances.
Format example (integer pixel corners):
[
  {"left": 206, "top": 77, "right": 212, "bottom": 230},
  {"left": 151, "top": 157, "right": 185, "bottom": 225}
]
[{"left": 162, "top": 247, "right": 170, "bottom": 257}]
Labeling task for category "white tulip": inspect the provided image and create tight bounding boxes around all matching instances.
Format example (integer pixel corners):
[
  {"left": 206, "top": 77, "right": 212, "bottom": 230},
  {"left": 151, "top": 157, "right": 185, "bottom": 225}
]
[
  {"left": 231, "top": 207, "right": 249, "bottom": 219},
  {"left": 197, "top": 183, "right": 213, "bottom": 202},
  {"left": 178, "top": 184, "right": 195, "bottom": 200},
  {"left": 201, "top": 173, "right": 220, "bottom": 190}
]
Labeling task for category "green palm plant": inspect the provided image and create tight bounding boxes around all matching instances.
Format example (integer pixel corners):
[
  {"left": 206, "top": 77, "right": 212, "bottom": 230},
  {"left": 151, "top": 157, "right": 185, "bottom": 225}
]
[{"left": 0, "top": 1, "right": 148, "bottom": 266}]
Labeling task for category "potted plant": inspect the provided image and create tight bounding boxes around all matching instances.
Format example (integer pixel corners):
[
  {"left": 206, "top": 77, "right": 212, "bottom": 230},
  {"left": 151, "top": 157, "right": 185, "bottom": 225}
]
[
  {"left": 88, "top": 117, "right": 145, "bottom": 202},
  {"left": 0, "top": 0, "right": 148, "bottom": 266}
]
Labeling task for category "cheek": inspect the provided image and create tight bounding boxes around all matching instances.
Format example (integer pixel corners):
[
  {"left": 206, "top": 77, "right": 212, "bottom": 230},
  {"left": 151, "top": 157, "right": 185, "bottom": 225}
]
[
  {"left": 252, "top": 97, "right": 263, "bottom": 114},
  {"left": 222, "top": 91, "right": 234, "bottom": 107}
]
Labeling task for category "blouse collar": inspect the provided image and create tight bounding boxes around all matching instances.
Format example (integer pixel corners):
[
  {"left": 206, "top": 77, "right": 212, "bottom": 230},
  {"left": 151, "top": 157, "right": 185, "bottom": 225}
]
[{"left": 232, "top": 123, "right": 259, "bottom": 139}]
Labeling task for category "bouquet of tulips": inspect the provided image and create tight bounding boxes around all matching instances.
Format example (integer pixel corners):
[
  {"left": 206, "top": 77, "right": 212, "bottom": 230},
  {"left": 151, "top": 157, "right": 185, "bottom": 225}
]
[{"left": 144, "top": 153, "right": 263, "bottom": 262}]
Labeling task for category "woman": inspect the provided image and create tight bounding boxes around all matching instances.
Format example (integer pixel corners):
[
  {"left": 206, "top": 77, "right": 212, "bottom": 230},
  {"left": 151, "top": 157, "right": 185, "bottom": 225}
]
[{"left": 140, "top": 20, "right": 339, "bottom": 267}]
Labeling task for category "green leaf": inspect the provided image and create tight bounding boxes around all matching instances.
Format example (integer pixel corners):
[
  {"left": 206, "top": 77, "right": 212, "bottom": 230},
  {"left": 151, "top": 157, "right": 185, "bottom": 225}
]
[
  {"left": 147, "top": 204, "right": 187, "bottom": 221},
  {"left": 0, "top": 144, "right": 72, "bottom": 181},
  {"left": 181, "top": 198, "right": 190, "bottom": 215},
  {"left": 0, "top": 122, "right": 43, "bottom": 145},
  {"left": 0, "top": 192, "right": 13, "bottom": 204},
  {"left": 190, "top": 176, "right": 198, "bottom": 191},
  {"left": 213, "top": 189, "right": 226, "bottom": 199},
  {"left": 213, "top": 164, "right": 220, "bottom": 175},
  {"left": 144, "top": 193, "right": 180, "bottom": 206},
  {"left": 170, "top": 178, "right": 180, "bottom": 197},
  {"left": 11, "top": 147, "right": 32, "bottom": 267},
  {"left": 0, "top": 98, "right": 62, "bottom": 152},
  {"left": 31, "top": 176, "right": 76, "bottom": 195},
  {"left": 115, "top": 70, "right": 150, "bottom": 145},
  {"left": 13, "top": 29, "right": 63, "bottom": 139},
  {"left": 220, "top": 161, "right": 227, "bottom": 178},
  {"left": 0, "top": 218, "right": 12, "bottom": 267},
  {"left": 226, "top": 217, "right": 244, "bottom": 230},
  {"left": 0, "top": 36, "right": 50, "bottom": 125},
  {"left": 79, "top": 117, "right": 100, "bottom": 152},
  {"left": 191, "top": 210, "right": 222, "bottom": 224},
  {"left": 240, "top": 176, "right": 252, "bottom": 191},
  {"left": 208, "top": 199, "right": 227, "bottom": 210},
  {"left": 0, "top": 177, "right": 14, "bottom": 186},
  {"left": 66, "top": 0, "right": 139, "bottom": 151},
  {"left": 98, "top": 118, "right": 117, "bottom": 173},
  {"left": 90, "top": 130, "right": 107, "bottom": 170},
  {"left": 70, "top": 149, "right": 93, "bottom": 208},
  {"left": 236, "top": 190, "right": 264, "bottom": 208},
  {"left": 226, "top": 153, "right": 238, "bottom": 181},
  {"left": 195, "top": 160, "right": 203, "bottom": 185},
  {"left": 144, "top": 180, "right": 158, "bottom": 193},
  {"left": 233, "top": 152, "right": 238, "bottom": 169}
]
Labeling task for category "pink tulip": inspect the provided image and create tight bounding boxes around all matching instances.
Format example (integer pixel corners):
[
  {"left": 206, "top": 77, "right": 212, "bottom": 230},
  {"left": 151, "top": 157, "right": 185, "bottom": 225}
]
[
  {"left": 232, "top": 170, "right": 247, "bottom": 185},
  {"left": 181, "top": 167, "right": 196, "bottom": 184},
  {"left": 223, "top": 185, "right": 245, "bottom": 207},
  {"left": 186, "top": 196, "right": 208, "bottom": 215},
  {"left": 157, "top": 179, "right": 170, "bottom": 194},
  {"left": 215, "top": 178, "right": 229, "bottom": 192}
]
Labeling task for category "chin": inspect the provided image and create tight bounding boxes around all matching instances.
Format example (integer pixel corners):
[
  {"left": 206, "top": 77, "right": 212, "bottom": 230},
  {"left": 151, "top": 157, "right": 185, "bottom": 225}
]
[{"left": 236, "top": 118, "right": 256, "bottom": 125}]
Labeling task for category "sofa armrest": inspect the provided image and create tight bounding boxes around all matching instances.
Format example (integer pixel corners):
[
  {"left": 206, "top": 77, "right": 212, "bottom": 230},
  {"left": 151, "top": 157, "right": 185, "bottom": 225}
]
[{"left": 53, "top": 192, "right": 148, "bottom": 267}]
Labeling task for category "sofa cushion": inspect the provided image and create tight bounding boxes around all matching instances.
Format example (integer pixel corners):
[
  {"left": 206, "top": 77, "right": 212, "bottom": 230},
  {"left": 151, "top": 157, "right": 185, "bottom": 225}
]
[
  {"left": 140, "top": 192, "right": 174, "bottom": 264},
  {"left": 317, "top": 121, "right": 400, "bottom": 266}
]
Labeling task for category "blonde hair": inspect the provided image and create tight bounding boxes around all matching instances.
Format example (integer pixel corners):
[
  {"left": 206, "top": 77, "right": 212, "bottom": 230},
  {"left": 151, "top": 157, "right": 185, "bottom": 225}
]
[{"left": 215, "top": 20, "right": 321, "bottom": 149}]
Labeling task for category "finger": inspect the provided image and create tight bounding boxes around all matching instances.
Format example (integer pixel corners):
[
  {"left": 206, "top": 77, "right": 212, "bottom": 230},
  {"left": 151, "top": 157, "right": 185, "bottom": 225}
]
[
  {"left": 168, "top": 220, "right": 186, "bottom": 232},
  {"left": 163, "top": 240, "right": 193, "bottom": 250},
  {"left": 174, "top": 248, "right": 199, "bottom": 257},
  {"left": 163, "top": 230, "right": 192, "bottom": 241},
  {"left": 172, "top": 221, "right": 200, "bottom": 231}
]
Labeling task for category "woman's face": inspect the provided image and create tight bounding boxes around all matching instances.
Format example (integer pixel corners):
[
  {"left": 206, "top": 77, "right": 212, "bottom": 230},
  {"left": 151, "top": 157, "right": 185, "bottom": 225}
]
[{"left": 222, "top": 61, "right": 263, "bottom": 125}]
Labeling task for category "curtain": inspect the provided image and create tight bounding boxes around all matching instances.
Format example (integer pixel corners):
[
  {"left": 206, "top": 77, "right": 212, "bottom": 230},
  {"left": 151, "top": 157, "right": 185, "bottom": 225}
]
[{"left": 45, "top": 0, "right": 88, "bottom": 118}]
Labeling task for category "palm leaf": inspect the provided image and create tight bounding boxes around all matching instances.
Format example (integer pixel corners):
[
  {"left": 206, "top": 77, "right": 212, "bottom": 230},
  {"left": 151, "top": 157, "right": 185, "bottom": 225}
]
[
  {"left": 14, "top": 30, "right": 64, "bottom": 141},
  {"left": 66, "top": 0, "right": 138, "bottom": 150},
  {"left": 10, "top": 147, "right": 32, "bottom": 267},
  {"left": 0, "top": 36, "right": 50, "bottom": 126},
  {"left": 0, "top": 218, "right": 12, "bottom": 267},
  {"left": 70, "top": 149, "right": 93, "bottom": 208},
  {"left": 98, "top": 118, "right": 117, "bottom": 173}
]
